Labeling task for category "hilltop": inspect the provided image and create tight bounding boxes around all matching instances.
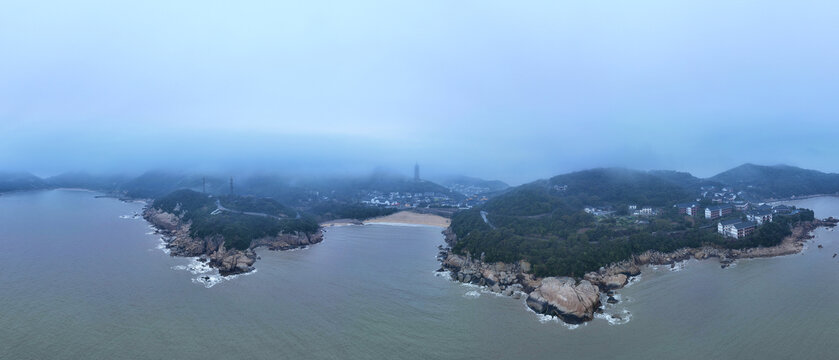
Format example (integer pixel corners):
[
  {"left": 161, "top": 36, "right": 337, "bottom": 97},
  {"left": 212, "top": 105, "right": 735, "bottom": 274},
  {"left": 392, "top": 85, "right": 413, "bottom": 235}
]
[
  {"left": 709, "top": 163, "right": 839, "bottom": 199},
  {"left": 448, "top": 166, "right": 816, "bottom": 278}
]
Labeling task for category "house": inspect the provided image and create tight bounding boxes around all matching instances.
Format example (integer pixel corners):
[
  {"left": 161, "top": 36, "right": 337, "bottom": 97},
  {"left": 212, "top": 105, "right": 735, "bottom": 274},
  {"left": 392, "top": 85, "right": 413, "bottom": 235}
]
[
  {"left": 639, "top": 207, "right": 655, "bottom": 216},
  {"left": 675, "top": 202, "right": 700, "bottom": 216},
  {"left": 628, "top": 204, "right": 637, "bottom": 211},
  {"left": 729, "top": 221, "right": 757, "bottom": 239},
  {"left": 718, "top": 219, "right": 742, "bottom": 235},
  {"left": 754, "top": 203, "right": 773, "bottom": 212},
  {"left": 732, "top": 201, "right": 750, "bottom": 211},
  {"left": 746, "top": 210, "right": 773, "bottom": 225},
  {"left": 772, "top": 205, "right": 792, "bottom": 214},
  {"left": 705, "top": 204, "right": 734, "bottom": 219}
]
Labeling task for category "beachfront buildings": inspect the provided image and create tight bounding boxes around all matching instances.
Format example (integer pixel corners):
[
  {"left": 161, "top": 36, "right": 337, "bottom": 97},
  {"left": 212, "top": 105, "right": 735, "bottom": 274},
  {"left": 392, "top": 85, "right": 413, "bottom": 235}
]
[
  {"left": 718, "top": 219, "right": 741, "bottom": 235},
  {"left": 730, "top": 221, "right": 757, "bottom": 238},
  {"left": 718, "top": 219, "right": 757, "bottom": 239},
  {"left": 705, "top": 204, "right": 734, "bottom": 219},
  {"left": 746, "top": 210, "right": 773, "bottom": 225},
  {"left": 675, "top": 202, "right": 700, "bottom": 216}
]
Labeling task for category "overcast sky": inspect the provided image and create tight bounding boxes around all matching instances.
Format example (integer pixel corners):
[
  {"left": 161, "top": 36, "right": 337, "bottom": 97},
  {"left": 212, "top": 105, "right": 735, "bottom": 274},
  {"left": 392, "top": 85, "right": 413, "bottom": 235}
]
[{"left": 1, "top": 0, "right": 837, "bottom": 184}]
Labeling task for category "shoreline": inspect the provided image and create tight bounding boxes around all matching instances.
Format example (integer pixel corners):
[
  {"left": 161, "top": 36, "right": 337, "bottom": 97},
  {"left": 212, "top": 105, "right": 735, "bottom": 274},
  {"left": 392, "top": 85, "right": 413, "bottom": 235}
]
[
  {"left": 364, "top": 211, "right": 451, "bottom": 228},
  {"left": 437, "top": 218, "right": 838, "bottom": 325}
]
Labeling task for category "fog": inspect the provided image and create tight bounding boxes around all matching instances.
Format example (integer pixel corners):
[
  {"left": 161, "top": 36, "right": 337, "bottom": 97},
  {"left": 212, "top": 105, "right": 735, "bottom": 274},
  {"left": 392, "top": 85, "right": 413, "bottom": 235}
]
[{"left": 2, "top": 0, "right": 838, "bottom": 184}]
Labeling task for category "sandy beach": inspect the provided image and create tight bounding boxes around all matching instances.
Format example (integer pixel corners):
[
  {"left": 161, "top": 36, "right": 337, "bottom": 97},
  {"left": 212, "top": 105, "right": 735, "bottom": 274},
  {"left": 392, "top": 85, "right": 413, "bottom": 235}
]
[
  {"left": 320, "top": 219, "right": 364, "bottom": 227},
  {"left": 364, "top": 211, "right": 451, "bottom": 228}
]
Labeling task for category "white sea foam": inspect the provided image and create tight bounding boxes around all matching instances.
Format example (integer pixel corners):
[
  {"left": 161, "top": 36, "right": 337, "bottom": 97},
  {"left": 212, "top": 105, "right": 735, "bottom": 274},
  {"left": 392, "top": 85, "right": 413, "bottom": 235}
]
[
  {"left": 623, "top": 274, "right": 641, "bottom": 288},
  {"left": 119, "top": 215, "right": 132, "bottom": 219},
  {"left": 172, "top": 258, "right": 213, "bottom": 275},
  {"left": 459, "top": 282, "right": 481, "bottom": 289},
  {"left": 191, "top": 268, "right": 258, "bottom": 288},
  {"left": 669, "top": 261, "right": 687, "bottom": 272},
  {"left": 464, "top": 290, "right": 481, "bottom": 298},
  {"left": 595, "top": 309, "right": 632, "bottom": 325},
  {"left": 521, "top": 301, "right": 585, "bottom": 329},
  {"left": 434, "top": 270, "right": 452, "bottom": 278},
  {"left": 192, "top": 274, "right": 223, "bottom": 288},
  {"left": 155, "top": 238, "right": 171, "bottom": 255}
]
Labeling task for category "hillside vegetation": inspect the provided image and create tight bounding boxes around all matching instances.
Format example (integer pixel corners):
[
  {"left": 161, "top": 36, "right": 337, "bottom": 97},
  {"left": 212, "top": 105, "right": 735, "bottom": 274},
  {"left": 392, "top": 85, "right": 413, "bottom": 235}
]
[
  {"left": 152, "top": 190, "right": 319, "bottom": 250},
  {"left": 710, "top": 163, "right": 839, "bottom": 199},
  {"left": 450, "top": 168, "right": 815, "bottom": 277}
]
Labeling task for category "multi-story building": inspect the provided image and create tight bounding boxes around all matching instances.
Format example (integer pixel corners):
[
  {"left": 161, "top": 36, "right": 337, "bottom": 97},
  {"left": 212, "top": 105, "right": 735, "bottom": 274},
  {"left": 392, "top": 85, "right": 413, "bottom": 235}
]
[
  {"left": 729, "top": 221, "right": 757, "bottom": 238},
  {"left": 705, "top": 204, "right": 734, "bottom": 219},
  {"left": 746, "top": 210, "right": 773, "bottom": 225},
  {"left": 675, "top": 202, "right": 700, "bottom": 216},
  {"left": 718, "top": 219, "right": 742, "bottom": 235}
]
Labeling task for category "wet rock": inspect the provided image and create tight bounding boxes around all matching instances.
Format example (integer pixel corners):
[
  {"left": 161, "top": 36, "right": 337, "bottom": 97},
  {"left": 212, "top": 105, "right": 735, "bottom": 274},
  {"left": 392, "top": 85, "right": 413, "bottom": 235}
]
[
  {"left": 525, "top": 277, "right": 601, "bottom": 324},
  {"left": 602, "top": 274, "right": 627, "bottom": 290}
]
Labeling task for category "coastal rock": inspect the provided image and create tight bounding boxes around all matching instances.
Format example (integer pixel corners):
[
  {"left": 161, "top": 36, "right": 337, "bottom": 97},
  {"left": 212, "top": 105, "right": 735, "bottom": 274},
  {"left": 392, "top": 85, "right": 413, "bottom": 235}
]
[
  {"left": 525, "top": 277, "right": 601, "bottom": 324},
  {"left": 143, "top": 206, "right": 322, "bottom": 276},
  {"left": 209, "top": 245, "right": 256, "bottom": 275},
  {"left": 444, "top": 254, "right": 466, "bottom": 269},
  {"left": 252, "top": 231, "right": 324, "bottom": 250},
  {"left": 602, "top": 274, "right": 627, "bottom": 290}
]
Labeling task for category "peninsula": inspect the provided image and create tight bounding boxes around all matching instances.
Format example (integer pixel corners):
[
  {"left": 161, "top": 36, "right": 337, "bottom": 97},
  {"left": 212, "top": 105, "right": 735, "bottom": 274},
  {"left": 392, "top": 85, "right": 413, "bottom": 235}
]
[
  {"left": 144, "top": 189, "right": 322, "bottom": 275},
  {"left": 437, "top": 167, "right": 839, "bottom": 324}
]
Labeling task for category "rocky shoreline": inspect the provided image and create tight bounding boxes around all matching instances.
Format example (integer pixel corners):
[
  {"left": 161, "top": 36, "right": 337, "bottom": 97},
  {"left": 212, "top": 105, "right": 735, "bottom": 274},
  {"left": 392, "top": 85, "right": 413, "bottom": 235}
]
[
  {"left": 438, "top": 219, "right": 838, "bottom": 324},
  {"left": 143, "top": 207, "right": 323, "bottom": 275}
]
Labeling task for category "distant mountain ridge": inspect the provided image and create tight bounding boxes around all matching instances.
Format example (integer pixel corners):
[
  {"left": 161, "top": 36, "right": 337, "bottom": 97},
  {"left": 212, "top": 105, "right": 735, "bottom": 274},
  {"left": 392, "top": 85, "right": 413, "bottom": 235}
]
[
  {"left": 0, "top": 172, "right": 45, "bottom": 193},
  {"left": 3, "top": 163, "right": 838, "bottom": 202},
  {"left": 709, "top": 163, "right": 839, "bottom": 199}
]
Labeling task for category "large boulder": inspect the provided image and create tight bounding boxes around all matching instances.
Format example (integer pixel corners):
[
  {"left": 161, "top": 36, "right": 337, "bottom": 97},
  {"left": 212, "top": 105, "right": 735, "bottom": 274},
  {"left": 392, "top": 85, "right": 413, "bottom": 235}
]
[
  {"left": 525, "top": 277, "right": 601, "bottom": 324},
  {"left": 443, "top": 254, "right": 466, "bottom": 269},
  {"left": 602, "top": 274, "right": 628, "bottom": 290},
  {"left": 210, "top": 246, "right": 256, "bottom": 275}
]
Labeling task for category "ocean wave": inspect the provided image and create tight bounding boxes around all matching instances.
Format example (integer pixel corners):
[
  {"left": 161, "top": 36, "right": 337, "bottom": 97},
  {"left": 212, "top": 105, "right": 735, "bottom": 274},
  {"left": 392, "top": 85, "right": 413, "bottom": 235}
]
[
  {"left": 172, "top": 258, "right": 213, "bottom": 275},
  {"left": 463, "top": 290, "right": 481, "bottom": 298},
  {"left": 669, "top": 261, "right": 687, "bottom": 272},
  {"left": 623, "top": 274, "right": 641, "bottom": 288},
  {"left": 155, "top": 238, "right": 171, "bottom": 255},
  {"left": 192, "top": 274, "right": 223, "bottom": 288},
  {"left": 521, "top": 301, "right": 584, "bottom": 329},
  {"left": 434, "top": 270, "right": 452, "bottom": 279},
  {"left": 192, "top": 268, "right": 258, "bottom": 288},
  {"left": 595, "top": 309, "right": 631, "bottom": 325}
]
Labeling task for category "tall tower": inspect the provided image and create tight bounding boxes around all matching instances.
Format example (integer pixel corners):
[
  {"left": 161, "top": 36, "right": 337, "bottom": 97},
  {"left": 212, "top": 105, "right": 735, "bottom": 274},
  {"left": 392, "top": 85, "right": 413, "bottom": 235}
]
[
  {"left": 203, "top": 177, "right": 206, "bottom": 194},
  {"left": 229, "top": 177, "right": 233, "bottom": 195},
  {"left": 414, "top": 162, "right": 420, "bottom": 182}
]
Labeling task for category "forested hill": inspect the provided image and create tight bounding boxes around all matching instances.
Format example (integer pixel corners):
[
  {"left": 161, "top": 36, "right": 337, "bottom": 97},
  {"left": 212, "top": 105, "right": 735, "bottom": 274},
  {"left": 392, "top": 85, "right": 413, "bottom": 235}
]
[
  {"left": 479, "top": 168, "right": 693, "bottom": 217},
  {"left": 710, "top": 164, "right": 839, "bottom": 199},
  {"left": 449, "top": 167, "right": 815, "bottom": 277},
  {"left": 151, "top": 189, "right": 319, "bottom": 250},
  {"left": 547, "top": 168, "right": 693, "bottom": 208},
  {"left": 0, "top": 172, "right": 45, "bottom": 193}
]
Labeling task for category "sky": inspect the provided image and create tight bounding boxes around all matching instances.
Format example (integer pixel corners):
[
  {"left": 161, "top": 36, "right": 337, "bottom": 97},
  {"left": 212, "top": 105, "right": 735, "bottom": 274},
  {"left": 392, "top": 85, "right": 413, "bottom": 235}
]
[{"left": 1, "top": 0, "right": 838, "bottom": 184}]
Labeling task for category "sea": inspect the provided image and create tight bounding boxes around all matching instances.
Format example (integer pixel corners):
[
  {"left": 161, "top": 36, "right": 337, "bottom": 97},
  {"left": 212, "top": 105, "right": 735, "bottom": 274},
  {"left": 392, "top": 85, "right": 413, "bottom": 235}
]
[{"left": 1, "top": 189, "right": 838, "bottom": 359}]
